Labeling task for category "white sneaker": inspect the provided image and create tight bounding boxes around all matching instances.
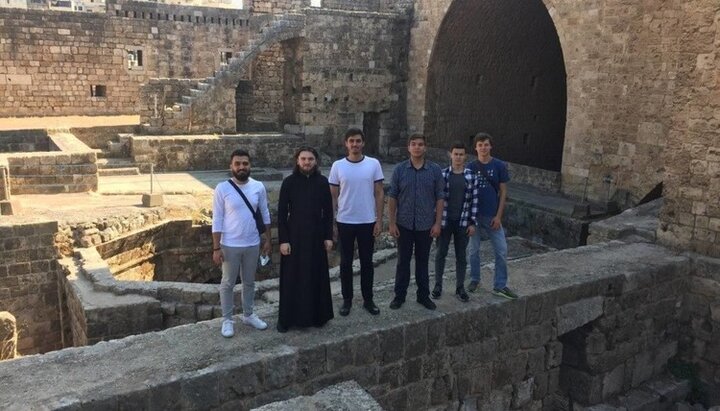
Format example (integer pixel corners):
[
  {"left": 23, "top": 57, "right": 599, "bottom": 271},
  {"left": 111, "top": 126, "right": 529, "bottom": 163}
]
[
  {"left": 241, "top": 313, "right": 268, "bottom": 330},
  {"left": 221, "top": 319, "right": 235, "bottom": 338}
]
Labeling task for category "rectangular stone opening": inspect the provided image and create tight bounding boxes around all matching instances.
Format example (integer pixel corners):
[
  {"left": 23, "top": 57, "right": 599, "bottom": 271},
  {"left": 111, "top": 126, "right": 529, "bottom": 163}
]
[
  {"left": 90, "top": 85, "right": 106, "bottom": 98},
  {"left": 127, "top": 49, "right": 143, "bottom": 70}
]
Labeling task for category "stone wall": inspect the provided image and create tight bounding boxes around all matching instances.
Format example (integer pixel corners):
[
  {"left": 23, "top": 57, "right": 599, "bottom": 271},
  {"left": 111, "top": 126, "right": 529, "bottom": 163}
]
[
  {"left": 69, "top": 125, "right": 137, "bottom": 150},
  {"left": 657, "top": 0, "right": 720, "bottom": 258},
  {"left": 5, "top": 132, "right": 98, "bottom": 195},
  {"left": 0, "top": 130, "right": 50, "bottom": 152},
  {"left": 679, "top": 255, "right": 720, "bottom": 400},
  {"left": 98, "top": 221, "right": 221, "bottom": 283},
  {"left": 0, "top": 4, "right": 252, "bottom": 117},
  {"left": 0, "top": 242, "right": 693, "bottom": 409},
  {"left": 297, "top": 8, "right": 410, "bottom": 154},
  {"left": 0, "top": 221, "right": 63, "bottom": 355},
  {"left": 129, "top": 133, "right": 302, "bottom": 171}
]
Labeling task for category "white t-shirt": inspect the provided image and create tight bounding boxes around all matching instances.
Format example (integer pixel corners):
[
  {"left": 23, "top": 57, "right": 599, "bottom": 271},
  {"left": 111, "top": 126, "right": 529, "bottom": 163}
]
[
  {"left": 212, "top": 178, "right": 271, "bottom": 247},
  {"left": 328, "top": 156, "right": 384, "bottom": 224}
]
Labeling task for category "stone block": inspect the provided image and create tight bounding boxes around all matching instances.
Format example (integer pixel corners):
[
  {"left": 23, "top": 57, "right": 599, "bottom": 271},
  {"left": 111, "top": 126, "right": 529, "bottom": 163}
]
[
  {"left": 631, "top": 351, "right": 654, "bottom": 387},
  {"left": 556, "top": 296, "right": 604, "bottom": 335},
  {"left": 602, "top": 363, "right": 625, "bottom": 399},
  {"left": 512, "top": 377, "right": 534, "bottom": 409},
  {"left": 142, "top": 193, "right": 164, "bottom": 207},
  {"left": 296, "top": 344, "right": 326, "bottom": 381},
  {"left": 480, "top": 385, "right": 512, "bottom": 411},
  {"left": 263, "top": 347, "right": 297, "bottom": 389},
  {"left": 180, "top": 368, "right": 220, "bottom": 409},
  {"left": 378, "top": 327, "right": 404, "bottom": 365}
]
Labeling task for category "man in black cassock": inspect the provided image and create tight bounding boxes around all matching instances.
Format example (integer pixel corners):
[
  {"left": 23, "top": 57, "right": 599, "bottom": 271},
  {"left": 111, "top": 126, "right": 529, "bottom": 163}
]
[{"left": 276, "top": 147, "right": 334, "bottom": 332}]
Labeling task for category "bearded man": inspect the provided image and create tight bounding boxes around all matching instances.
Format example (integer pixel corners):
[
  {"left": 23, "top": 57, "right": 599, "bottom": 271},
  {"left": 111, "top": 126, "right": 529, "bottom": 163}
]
[
  {"left": 276, "top": 147, "right": 334, "bottom": 332},
  {"left": 212, "top": 149, "right": 271, "bottom": 337}
]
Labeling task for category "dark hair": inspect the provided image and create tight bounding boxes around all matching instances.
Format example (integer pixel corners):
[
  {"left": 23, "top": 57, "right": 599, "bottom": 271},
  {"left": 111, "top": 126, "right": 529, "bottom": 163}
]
[
  {"left": 293, "top": 146, "right": 320, "bottom": 174},
  {"left": 473, "top": 132, "right": 493, "bottom": 146},
  {"left": 344, "top": 128, "right": 364, "bottom": 141},
  {"left": 230, "top": 148, "right": 251, "bottom": 162},
  {"left": 407, "top": 133, "right": 425, "bottom": 145},
  {"left": 449, "top": 142, "right": 466, "bottom": 152}
]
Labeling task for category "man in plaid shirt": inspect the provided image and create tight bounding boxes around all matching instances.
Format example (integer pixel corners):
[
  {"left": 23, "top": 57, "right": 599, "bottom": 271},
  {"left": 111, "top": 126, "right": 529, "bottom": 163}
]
[{"left": 432, "top": 142, "right": 477, "bottom": 302}]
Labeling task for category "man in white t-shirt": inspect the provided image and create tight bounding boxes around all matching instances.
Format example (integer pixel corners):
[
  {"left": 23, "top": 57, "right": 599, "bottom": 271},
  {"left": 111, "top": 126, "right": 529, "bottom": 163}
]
[
  {"left": 212, "top": 149, "right": 272, "bottom": 337},
  {"left": 329, "top": 128, "right": 384, "bottom": 317}
]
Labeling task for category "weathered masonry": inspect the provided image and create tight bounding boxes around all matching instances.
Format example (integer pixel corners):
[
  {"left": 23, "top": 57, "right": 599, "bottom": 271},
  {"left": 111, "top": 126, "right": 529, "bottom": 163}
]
[{"left": 0, "top": 242, "right": 717, "bottom": 410}]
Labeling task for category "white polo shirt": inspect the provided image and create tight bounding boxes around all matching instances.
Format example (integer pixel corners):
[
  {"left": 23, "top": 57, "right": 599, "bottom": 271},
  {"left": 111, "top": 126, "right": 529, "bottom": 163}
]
[
  {"left": 328, "top": 156, "right": 384, "bottom": 224},
  {"left": 212, "top": 178, "right": 270, "bottom": 247}
]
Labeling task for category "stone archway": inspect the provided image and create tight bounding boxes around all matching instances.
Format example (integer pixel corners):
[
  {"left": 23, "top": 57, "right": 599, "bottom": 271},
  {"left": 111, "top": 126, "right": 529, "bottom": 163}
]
[{"left": 423, "top": 0, "right": 566, "bottom": 171}]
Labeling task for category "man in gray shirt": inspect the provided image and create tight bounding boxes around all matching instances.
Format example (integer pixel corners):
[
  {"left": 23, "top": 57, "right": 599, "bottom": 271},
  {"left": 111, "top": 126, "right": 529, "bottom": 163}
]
[{"left": 387, "top": 134, "right": 444, "bottom": 310}]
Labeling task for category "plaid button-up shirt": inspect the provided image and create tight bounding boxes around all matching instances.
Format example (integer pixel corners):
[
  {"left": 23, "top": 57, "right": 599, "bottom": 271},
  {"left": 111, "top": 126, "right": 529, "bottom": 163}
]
[{"left": 440, "top": 166, "right": 477, "bottom": 228}]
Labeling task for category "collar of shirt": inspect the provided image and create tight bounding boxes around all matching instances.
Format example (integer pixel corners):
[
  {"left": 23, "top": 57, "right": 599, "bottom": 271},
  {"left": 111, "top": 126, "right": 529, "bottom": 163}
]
[{"left": 405, "top": 159, "right": 427, "bottom": 170}]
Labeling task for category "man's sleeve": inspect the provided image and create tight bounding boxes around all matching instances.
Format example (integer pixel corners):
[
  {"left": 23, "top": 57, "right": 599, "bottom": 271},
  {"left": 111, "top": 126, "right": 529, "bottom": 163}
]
[
  {"left": 388, "top": 165, "right": 399, "bottom": 199},
  {"left": 259, "top": 184, "right": 271, "bottom": 225},
  {"left": 211, "top": 184, "right": 224, "bottom": 233},
  {"left": 373, "top": 159, "right": 384, "bottom": 182}
]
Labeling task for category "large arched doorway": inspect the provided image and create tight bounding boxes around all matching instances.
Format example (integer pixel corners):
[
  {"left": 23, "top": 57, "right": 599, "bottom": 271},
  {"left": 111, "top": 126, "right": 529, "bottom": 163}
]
[{"left": 424, "top": 0, "right": 566, "bottom": 171}]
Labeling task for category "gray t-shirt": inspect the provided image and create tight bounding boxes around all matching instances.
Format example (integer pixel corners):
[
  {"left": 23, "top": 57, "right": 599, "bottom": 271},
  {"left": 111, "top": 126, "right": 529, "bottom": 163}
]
[{"left": 446, "top": 172, "right": 466, "bottom": 221}]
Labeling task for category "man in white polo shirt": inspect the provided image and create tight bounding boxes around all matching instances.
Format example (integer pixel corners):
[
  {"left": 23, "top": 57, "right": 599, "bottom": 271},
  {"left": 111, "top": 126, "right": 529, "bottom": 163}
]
[
  {"left": 212, "top": 149, "right": 272, "bottom": 337},
  {"left": 329, "top": 128, "right": 384, "bottom": 317}
]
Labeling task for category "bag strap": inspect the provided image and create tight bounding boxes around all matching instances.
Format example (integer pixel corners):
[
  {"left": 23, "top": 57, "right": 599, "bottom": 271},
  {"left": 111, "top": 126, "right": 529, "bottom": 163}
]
[{"left": 227, "top": 179, "right": 257, "bottom": 215}]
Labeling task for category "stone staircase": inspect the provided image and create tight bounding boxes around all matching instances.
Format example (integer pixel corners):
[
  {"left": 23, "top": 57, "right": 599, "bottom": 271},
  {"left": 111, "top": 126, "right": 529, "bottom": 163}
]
[
  {"left": 96, "top": 133, "right": 140, "bottom": 176},
  {"left": 140, "top": 13, "right": 306, "bottom": 135}
]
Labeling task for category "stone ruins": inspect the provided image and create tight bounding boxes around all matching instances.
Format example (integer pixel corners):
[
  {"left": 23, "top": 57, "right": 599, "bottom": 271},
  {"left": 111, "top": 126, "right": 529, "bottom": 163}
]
[{"left": 0, "top": 0, "right": 718, "bottom": 410}]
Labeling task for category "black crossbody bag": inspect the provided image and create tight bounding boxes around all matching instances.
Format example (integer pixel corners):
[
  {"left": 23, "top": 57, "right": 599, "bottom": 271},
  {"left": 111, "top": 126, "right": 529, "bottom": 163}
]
[{"left": 227, "top": 179, "right": 267, "bottom": 235}]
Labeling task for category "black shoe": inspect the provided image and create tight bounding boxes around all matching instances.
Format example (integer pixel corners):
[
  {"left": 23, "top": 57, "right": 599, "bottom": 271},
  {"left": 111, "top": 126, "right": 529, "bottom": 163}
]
[
  {"left": 456, "top": 288, "right": 469, "bottom": 303},
  {"left": 431, "top": 284, "right": 442, "bottom": 299},
  {"left": 339, "top": 299, "right": 352, "bottom": 316},
  {"left": 363, "top": 300, "right": 380, "bottom": 315},
  {"left": 389, "top": 297, "right": 404, "bottom": 310},
  {"left": 277, "top": 322, "right": 288, "bottom": 333},
  {"left": 417, "top": 297, "right": 436, "bottom": 310},
  {"left": 468, "top": 280, "right": 479, "bottom": 293}
]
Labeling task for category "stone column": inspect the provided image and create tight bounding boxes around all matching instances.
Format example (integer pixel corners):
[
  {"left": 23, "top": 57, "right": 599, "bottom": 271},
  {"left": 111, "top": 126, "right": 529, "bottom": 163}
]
[{"left": 0, "top": 311, "right": 18, "bottom": 361}]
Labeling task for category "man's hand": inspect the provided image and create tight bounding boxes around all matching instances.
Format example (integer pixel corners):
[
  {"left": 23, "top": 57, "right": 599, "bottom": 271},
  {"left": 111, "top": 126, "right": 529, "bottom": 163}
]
[
  {"left": 324, "top": 240, "right": 333, "bottom": 252},
  {"left": 388, "top": 222, "right": 400, "bottom": 238},
  {"left": 373, "top": 221, "right": 382, "bottom": 237},
  {"left": 262, "top": 238, "right": 272, "bottom": 256},
  {"left": 213, "top": 249, "right": 224, "bottom": 266},
  {"left": 466, "top": 225, "right": 476, "bottom": 237},
  {"left": 490, "top": 216, "right": 502, "bottom": 230},
  {"left": 280, "top": 243, "right": 291, "bottom": 256},
  {"left": 430, "top": 223, "right": 442, "bottom": 238}
]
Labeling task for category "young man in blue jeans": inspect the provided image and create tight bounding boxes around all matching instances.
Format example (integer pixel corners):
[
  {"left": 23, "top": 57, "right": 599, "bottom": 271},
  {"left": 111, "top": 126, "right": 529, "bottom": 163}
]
[
  {"left": 432, "top": 142, "right": 477, "bottom": 302},
  {"left": 466, "top": 132, "right": 518, "bottom": 299}
]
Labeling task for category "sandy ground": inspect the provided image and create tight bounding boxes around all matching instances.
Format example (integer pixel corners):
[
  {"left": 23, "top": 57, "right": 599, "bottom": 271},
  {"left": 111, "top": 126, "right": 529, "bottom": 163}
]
[{"left": 0, "top": 115, "right": 139, "bottom": 131}]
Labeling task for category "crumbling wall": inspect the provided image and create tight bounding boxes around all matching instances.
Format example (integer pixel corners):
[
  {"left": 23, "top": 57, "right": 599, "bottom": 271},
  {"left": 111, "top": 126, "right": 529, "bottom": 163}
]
[
  {"left": 678, "top": 256, "right": 720, "bottom": 400},
  {"left": 0, "top": 221, "right": 63, "bottom": 355},
  {"left": 0, "top": 5, "right": 252, "bottom": 117}
]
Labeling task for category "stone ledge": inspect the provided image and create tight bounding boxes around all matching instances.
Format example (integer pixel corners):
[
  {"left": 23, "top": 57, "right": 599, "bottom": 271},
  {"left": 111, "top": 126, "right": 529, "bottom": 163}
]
[
  {"left": 253, "top": 380, "right": 384, "bottom": 411},
  {"left": 0, "top": 241, "right": 691, "bottom": 409}
]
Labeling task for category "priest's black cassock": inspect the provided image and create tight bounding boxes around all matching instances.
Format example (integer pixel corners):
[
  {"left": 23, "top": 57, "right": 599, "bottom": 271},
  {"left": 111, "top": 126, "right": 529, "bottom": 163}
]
[{"left": 277, "top": 169, "right": 334, "bottom": 329}]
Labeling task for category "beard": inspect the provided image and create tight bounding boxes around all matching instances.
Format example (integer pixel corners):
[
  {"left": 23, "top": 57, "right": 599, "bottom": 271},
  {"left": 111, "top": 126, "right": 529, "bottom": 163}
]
[
  {"left": 295, "top": 163, "right": 318, "bottom": 175},
  {"left": 232, "top": 169, "right": 250, "bottom": 182}
]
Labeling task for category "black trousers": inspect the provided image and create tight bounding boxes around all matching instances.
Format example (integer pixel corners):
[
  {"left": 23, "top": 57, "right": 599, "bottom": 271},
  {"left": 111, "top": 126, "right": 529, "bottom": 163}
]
[
  {"left": 337, "top": 222, "right": 375, "bottom": 301},
  {"left": 394, "top": 224, "right": 433, "bottom": 301}
]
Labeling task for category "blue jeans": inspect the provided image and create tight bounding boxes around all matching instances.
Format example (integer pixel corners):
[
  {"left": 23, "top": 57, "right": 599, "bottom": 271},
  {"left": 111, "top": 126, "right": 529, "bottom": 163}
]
[
  {"left": 468, "top": 215, "right": 508, "bottom": 290},
  {"left": 433, "top": 219, "right": 468, "bottom": 290}
]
